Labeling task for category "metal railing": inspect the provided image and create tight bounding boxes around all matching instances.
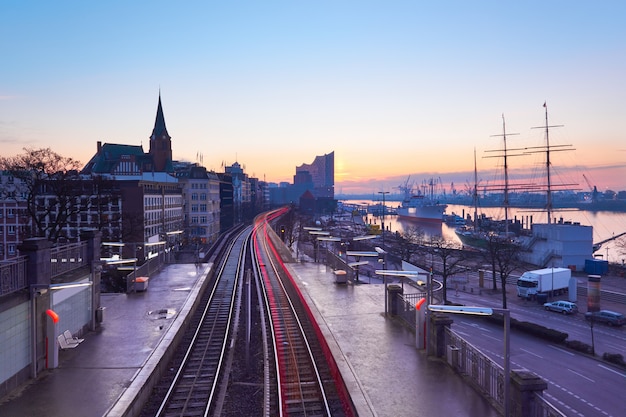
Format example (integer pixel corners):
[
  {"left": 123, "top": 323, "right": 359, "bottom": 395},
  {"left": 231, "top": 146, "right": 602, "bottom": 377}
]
[
  {"left": 531, "top": 393, "right": 568, "bottom": 417},
  {"left": 396, "top": 293, "right": 420, "bottom": 326},
  {"left": 445, "top": 327, "right": 505, "bottom": 415},
  {"left": 51, "top": 242, "right": 88, "bottom": 278},
  {"left": 0, "top": 256, "right": 28, "bottom": 296},
  {"left": 124, "top": 252, "right": 167, "bottom": 292}
]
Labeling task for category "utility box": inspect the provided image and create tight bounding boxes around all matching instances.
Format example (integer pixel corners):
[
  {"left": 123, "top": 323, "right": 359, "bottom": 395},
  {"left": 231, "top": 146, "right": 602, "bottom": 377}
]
[
  {"left": 134, "top": 277, "right": 149, "bottom": 291},
  {"left": 334, "top": 270, "right": 347, "bottom": 284},
  {"left": 447, "top": 345, "right": 459, "bottom": 368},
  {"left": 96, "top": 307, "right": 106, "bottom": 323}
]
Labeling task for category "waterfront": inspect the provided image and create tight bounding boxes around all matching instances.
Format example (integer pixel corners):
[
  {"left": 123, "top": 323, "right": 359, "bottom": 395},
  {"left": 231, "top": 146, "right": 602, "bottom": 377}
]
[{"left": 343, "top": 200, "right": 626, "bottom": 265}]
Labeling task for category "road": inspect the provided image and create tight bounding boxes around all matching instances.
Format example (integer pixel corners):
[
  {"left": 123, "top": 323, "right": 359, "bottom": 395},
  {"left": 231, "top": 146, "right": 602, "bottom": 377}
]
[{"left": 447, "top": 285, "right": 625, "bottom": 417}]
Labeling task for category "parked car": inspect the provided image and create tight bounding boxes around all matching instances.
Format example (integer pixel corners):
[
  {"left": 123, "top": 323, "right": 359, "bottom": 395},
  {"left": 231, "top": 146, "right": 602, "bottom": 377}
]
[
  {"left": 584, "top": 310, "right": 625, "bottom": 326},
  {"left": 544, "top": 300, "right": 578, "bottom": 315}
]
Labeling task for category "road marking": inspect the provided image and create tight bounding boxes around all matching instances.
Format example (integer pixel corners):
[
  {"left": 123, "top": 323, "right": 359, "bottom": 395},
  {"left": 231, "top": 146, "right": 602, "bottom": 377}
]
[
  {"left": 567, "top": 368, "right": 594, "bottom": 382},
  {"left": 520, "top": 348, "right": 543, "bottom": 358},
  {"left": 598, "top": 364, "right": 626, "bottom": 378},
  {"left": 466, "top": 322, "right": 491, "bottom": 332},
  {"left": 483, "top": 334, "right": 500, "bottom": 342},
  {"left": 547, "top": 344, "right": 575, "bottom": 356}
]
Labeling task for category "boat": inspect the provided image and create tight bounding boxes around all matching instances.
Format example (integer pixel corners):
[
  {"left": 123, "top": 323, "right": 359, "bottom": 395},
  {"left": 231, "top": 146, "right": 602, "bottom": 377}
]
[
  {"left": 443, "top": 212, "right": 466, "bottom": 225},
  {"left": 455, "top": 106, "right": 595, "bottom": 270},
  {"left": 396, "top": 177, "right": 447, "bottom": 222}
]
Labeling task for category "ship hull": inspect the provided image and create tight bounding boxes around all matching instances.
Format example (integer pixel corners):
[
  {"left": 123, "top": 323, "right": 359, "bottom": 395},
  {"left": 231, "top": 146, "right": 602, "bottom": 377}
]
[
  {"left": 455, "top": 229, "right": 489, "bottom": 249},
  {"left": 396, "top": 204, "right": 446, "bottom": 223}
]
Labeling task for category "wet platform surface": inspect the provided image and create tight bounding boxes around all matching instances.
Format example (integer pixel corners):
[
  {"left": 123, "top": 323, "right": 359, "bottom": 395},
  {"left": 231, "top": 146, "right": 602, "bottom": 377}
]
[{"left": 0, "top": 259, "right": 499, "bottom": 417}]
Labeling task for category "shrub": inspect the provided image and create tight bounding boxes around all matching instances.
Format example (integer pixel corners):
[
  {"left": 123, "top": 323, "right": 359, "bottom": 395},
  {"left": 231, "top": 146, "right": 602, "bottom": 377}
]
[
  {"left": 603, "top": 353, "right": 625, "bottom": 367},
  {"left": 564, "top": 340, "right": 593, "bottom": 354}
]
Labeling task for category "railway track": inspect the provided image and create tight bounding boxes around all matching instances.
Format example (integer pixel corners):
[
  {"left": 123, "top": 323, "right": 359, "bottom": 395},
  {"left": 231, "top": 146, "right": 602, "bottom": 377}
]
[
  {"left": 252, "top": 209, "right": 354, "bottom": 417},
  {"left": 141, "top": 226, "right": 251, "bottom": 417},
  {"left": 139, "top": 209, "right": 355, "bottom": 417}
]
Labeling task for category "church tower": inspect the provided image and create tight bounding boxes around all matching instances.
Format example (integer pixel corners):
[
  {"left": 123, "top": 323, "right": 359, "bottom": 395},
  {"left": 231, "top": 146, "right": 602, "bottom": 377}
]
[{"left": 149, "top": 93, "right": 173, "bottom": 172}]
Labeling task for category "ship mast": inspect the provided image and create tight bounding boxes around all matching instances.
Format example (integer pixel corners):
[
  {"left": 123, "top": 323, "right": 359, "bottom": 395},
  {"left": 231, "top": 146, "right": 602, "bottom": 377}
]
[
  {"left": 485, "top": 114, "right": 519, "bottom": 235},
  {"left": 531, "top": 102, "right": 566, "bottom": 224},
  {"left": 472, "top": 148, "right": 478, "bottom": 231}
]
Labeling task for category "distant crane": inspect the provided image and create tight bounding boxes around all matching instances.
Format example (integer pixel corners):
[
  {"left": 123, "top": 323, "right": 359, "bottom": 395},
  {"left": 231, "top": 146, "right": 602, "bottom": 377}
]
[
  {"left": 396, "top": 176, "right": 415, "bottom": 199},
  {"left": 582, "top": 174, "right": 599, "bottom": 203}
]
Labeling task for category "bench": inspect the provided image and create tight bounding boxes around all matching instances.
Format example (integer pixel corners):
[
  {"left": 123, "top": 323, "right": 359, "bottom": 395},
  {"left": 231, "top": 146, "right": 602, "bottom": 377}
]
[
  {"left": 57, "top": 330, "right": 84, "bottom": 350},
  {"left": 57, "top": 334, "right": 78, "bottom": 349},
  {"left": 64, "top": 330, "right": 84, "bottom": 344}
]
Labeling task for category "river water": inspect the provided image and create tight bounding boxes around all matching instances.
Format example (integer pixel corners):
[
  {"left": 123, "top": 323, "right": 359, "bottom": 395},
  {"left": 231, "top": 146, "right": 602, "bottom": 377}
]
[{"left": 342, "top": 200, "right": 626, "bottom": 265}]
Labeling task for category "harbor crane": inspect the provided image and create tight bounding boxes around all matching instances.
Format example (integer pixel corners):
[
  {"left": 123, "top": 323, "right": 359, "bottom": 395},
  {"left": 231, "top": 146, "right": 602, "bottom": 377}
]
[{"left": 582, "top": 174, "right": 599, "bottom": 202}]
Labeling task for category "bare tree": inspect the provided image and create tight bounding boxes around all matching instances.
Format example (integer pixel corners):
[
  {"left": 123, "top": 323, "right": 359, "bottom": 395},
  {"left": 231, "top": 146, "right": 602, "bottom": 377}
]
[
  {"left": 0, "top": 148, "right": 82, "bottom": 242},
  {"left": 426, "top": 236, "right": 468, "bottom": 304},
  {"left": 394, "top": 225, "right": 425, "bottom": 263},
  {"left": 482, "top": 233, "right": 521, "bottom": 308},
  {"left": 615, "top": 237, "right": 626, "bottom": 260},
  {"left": 280, "top": 206, "right": 298, "bottom": 249}
]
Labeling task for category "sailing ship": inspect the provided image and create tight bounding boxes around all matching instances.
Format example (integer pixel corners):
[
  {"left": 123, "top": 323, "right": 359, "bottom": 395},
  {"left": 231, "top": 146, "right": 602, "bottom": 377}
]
[
  {"left": 455, "top": 115, "right": 522, "bottom": 248},
  {"left": 455, "top": 105, "right": 594, "bottom": 269}
]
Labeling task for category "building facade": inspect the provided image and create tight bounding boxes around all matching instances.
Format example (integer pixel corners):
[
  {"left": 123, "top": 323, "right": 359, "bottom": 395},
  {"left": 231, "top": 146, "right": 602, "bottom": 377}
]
[
  {"left": 295, "top": 151, "right": 334, "bottom": 198},
  {"left": 175, "top": 163, "right": 221, "bottom": 245}
]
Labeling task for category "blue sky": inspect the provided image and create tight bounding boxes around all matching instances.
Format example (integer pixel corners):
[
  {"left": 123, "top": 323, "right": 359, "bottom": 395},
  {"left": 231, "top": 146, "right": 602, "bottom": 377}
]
[{"left": 2, "top": 1, "right": 625, "bottom": 194}]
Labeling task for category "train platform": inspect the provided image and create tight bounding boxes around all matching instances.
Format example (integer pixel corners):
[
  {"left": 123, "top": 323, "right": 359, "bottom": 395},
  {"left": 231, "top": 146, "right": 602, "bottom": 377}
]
[
  {"left": 0, "top": 262, "right": 212, "bottom": 417},
  {"left": 286, "top": 260, "right": 499, "bottom": 417},
  {"left": 0, "top": 258, "right": 500, "bottom": 417}
]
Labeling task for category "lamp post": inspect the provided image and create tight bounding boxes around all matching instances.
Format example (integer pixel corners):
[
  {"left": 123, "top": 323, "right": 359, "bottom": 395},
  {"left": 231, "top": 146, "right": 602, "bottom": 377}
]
[
  {"left": 378, "top": 191, "right": 390, "bottom": 248},
  {"left": 374, "top": 246, "right": 387, "bottom": 312},
  {"left": 308, "top": 230, "right": 329, "bottom": 262},
  {"left": 428, "top": 304, "right": 511, "bottom": 417}
]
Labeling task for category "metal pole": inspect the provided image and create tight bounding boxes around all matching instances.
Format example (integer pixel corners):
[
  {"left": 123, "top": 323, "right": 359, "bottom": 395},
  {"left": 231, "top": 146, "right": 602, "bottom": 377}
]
[
  {"left": 378, "top": 191, "right": 389, "bottom": 249},
  {"left": 425, "top": 270, "right": 432, "bottom": 354},
  {"left": 383, "top": 253, "right": 387, "bottom": 315},
  {"left": 503, "top": 309, "right": 510, "bottom": 417}
]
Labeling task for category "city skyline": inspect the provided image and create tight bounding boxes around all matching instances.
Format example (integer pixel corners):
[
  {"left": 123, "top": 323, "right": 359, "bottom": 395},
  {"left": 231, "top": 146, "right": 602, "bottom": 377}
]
[{"left": 2, "top": 2, "right": 625, "bottom": 194}]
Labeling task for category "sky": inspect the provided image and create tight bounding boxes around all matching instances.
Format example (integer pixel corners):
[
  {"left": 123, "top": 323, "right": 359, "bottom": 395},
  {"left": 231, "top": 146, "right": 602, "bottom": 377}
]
[{"left": 1, "top": 1, "right": 625, "bottom": 195}]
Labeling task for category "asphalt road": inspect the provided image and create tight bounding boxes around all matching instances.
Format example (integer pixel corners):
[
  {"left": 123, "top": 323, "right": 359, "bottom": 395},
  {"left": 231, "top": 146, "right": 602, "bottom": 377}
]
[{"left": 447, "top": 282, "right": 625, "bottom": 417}]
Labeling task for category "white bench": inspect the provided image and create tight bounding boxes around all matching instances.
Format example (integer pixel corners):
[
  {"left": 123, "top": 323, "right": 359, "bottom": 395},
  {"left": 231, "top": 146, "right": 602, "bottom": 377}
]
[
  {"left": 57, "top": 330, "right": 84, "bottom": 350},
  {"left": 64, "top": 330, "right": 84, "bottom": 344},
  {"left": 57, "top": 334, "right": 78, "bottom": 349}
]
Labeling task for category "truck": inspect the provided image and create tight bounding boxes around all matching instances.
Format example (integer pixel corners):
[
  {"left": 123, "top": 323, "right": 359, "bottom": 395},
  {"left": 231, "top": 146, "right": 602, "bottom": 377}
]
[{"left": 516, "top": 267, "right": 572, "bottom": 300}]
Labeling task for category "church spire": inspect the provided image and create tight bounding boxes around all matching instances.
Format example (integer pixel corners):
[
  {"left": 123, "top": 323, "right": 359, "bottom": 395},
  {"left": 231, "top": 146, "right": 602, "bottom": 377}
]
[{"left": 149, "top": 92, "right": 172, "bottom": 172}]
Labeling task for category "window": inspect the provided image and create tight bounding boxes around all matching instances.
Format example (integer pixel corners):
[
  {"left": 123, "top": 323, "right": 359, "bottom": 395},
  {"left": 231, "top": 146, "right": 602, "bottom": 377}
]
[
  {"left": 8, "top": 244, "right": 16, "bottom": 255},
  {"left": 8, "top": 225, "right": 15, "bottom": 235}
]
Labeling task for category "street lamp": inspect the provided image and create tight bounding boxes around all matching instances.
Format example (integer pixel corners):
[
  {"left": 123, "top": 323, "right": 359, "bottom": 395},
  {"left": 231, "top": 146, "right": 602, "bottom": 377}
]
[
  {"left": 378, "top": 191, "right": 390, "bottom": 248},
  {"left": 428, "top": 304, "right": 511, "bottom": 417},
  {"left": 308, "top": 230, "right": 330, "bottom": 262}
]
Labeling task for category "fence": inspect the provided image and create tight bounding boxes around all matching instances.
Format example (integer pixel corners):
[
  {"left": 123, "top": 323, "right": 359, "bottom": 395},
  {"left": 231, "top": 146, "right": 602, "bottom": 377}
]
[
  {"left": 445, "top": 327, "right": 505, "bottom": 414},
  {"left": 124, "top": 252, "right": 167, "bottom": 292},
  {"left": 0, "top": 256, "right": 28, "bottom": 296},
  {"left": 532, "top": 392, "right": 568, "bottom": 417},
  {"left": 50, "top": 242, "right": 88, "bottom": 278}
]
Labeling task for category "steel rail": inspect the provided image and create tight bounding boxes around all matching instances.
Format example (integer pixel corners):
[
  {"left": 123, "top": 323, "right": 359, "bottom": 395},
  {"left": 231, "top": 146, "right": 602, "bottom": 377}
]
[
  {"left": 253, "top": 211, "right": 333, "bottom": 417},
  {"left": 154, "top": 226, "right": 250, "bottom": 417}
]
